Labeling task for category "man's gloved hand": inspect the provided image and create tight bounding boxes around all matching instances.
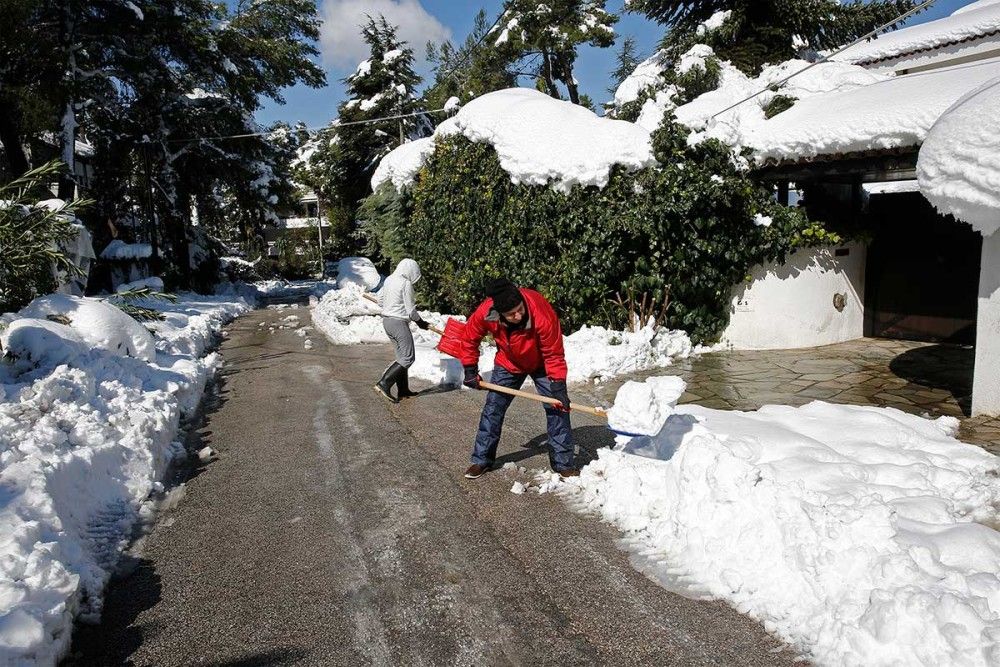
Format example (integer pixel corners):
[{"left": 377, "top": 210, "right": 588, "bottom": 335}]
[
  {"left": 463, "top": 365, "right": 482, "bottom": 389},
  {"left": 550, "top": 380, "right": 571, "bottom": 412},
  {"left": 415, "top": 319, "right": 430, "bottom": 330}
]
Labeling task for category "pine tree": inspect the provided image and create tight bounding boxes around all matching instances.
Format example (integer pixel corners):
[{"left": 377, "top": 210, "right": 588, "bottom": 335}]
[
  {"left": 627, "top": 0, "right": 921, "bottom": 73},
  {"left": 608, "top": 36, "right": 641, "bottom": 96},
  {"left": 492, "top": 0, "right": 617, "bottom": 105},
  {"left": 423, "top": 9, "right": 518, "bottom": 112},
  {"left": 325, "top": 16, "right": 424, "bottom": 219}
]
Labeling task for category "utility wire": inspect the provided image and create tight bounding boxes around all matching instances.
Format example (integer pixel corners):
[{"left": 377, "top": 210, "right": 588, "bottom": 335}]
[
  {"left": 709, "top": 0, "right": 938, "bottom": 119},
  {"left": 166, "top": 106, "right": 452, "bottom": 143}
]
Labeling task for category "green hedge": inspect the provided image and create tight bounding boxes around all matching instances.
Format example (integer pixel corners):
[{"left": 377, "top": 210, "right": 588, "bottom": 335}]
[{"left": 359, "top": 114, "right": 835, "bottom": 344}]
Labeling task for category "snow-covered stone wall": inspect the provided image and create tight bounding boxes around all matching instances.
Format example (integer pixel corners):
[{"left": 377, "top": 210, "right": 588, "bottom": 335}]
[{"left": 721, "top": 243, "right": 866, "bottom": 350}]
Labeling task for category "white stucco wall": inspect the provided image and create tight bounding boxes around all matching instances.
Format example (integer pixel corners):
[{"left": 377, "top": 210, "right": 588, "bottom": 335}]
[
  {"left": 721, "top": 243, "right": 866, "bottom": 350},
  {"left": 973, "top": 231, "right": 1000, "bottom": 417}
]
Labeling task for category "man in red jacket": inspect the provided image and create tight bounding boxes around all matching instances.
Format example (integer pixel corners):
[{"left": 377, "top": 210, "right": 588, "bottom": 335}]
[{"left": 459, "top": 278, "right": 578, "bottom": 480}]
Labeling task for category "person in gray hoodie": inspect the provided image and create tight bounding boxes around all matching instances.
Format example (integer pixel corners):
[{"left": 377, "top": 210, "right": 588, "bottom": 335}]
[{"left": 374, "top": 258, "right": 430, "bottom": 402}]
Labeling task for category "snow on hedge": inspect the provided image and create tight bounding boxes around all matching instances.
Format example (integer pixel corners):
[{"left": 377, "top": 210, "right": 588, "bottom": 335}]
[
  {"left": 752, "top": 59, "right": 1000, "bottom": 163},
  {"left": 370, "top": 136, "right": 435, "bottom": 191},
  {"left": 0, "top": 292, "right": 250, "bottom": 664},
  {"left": 373, "top": 88, "right": 657, "bottom": 193},
  {"left": 310, "top": 283, "right": 693, "bottom": 385},
  {"left": 833, "top": 0, "right": 1000, "bottom": 66},
  {"left": 917, "top": 74, "right": 1000, "bottom": 236},
  {"left": 612, "top": 49, "right": 671, "bottom": 106},
  {"left": 569, "top": 375, "right": 1000, "bottom": 666}
]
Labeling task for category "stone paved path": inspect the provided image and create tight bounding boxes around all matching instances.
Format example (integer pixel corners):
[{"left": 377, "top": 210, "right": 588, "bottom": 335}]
[{"left": 582, "top": 337, "right": 1000, "bottom": 454}]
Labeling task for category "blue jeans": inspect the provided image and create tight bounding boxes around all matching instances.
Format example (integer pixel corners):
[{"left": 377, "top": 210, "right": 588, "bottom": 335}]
[{"left": 471, "top": 366, "right": 574, "bottom": 472}]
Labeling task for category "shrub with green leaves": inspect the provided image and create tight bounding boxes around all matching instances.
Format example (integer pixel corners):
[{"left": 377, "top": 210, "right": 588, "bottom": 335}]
[
  {"left": 0, "top": 161, "right": 89, "bottom": 313},
  {"left": 361, "top": 114, "right": 835, "bottom": 344}
]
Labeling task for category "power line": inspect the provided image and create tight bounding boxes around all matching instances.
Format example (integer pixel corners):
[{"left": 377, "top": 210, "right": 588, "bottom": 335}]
[
  {"left": 708, "top": 0, "right": 938, "bottom": 120},
  {"left": 166, "top": 106, "right": 452, "bottom": 143}
]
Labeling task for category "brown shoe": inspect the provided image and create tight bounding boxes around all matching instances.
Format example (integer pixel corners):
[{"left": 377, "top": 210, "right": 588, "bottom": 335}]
[
  {"left": 464, "top": 464, "right": 490, "bottom": 479},
  {"left": 557, "top": 468, "right": 580, "bottom": 479}
]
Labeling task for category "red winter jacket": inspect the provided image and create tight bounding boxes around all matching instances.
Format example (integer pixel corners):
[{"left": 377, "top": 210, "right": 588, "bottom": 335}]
[{"left": 459, "top": 288, "right": 568, "bottom": 382}]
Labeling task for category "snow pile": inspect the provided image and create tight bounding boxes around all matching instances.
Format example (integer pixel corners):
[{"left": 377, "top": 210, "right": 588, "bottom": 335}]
[
  {"left": 16, "top": 294, "right": 156, "bottom": 362},
  {"left": 374, "top": 88, "right": 657, "bottom": 194},
  {"left": 752, "top": 59, "right": 1000, "bottom": 163},
  {"left": 115, "top": 277, "right": 165, "bottom": 293},
  {"left": 613, "top": 50, "right": 671, "bottom": 106},
  {"left": 833, "top": 1, "right": 1000, "bottom": 66},
  {"left": 570, "top": 375, "right": 1000, "bottom": 666},
  {"left": 370, "top": 136, "right": 435, "bottom": 190},
  {"left": 667, "top": 49, "right": 889, "bottom": 149},
  {"left": 99, "top": 240, "right": 152, "bottom": 261},
  {"left": 917, "top": 75, "right": 1000, "bottom": 236},
  {"left": 250, "top": 279, "right": 337, "bottom": 302},
  {"left": 333, "top": 257, "right": 381, "bottom": 291},
  {"left": 311, "top": 287, "right": 693, "bottom": 386},
  {"left": 0, "top": 292, "right": 250, "bottom": 665},
  {"left": 563, "top": 324, "right": 692, "bottom": 384}
]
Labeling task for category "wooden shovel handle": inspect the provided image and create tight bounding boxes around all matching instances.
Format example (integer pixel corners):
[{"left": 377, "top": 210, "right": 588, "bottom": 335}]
[
  {"left": 361, "top": 292, "right": 445, "bottom": 335},
  {"left": 479, "top": 381, "right": 607, "bottom": 419}
]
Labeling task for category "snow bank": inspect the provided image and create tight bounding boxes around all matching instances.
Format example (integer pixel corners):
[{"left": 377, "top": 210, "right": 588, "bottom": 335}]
[
  {"left": 17, "top": 294, "right": 156, "bottom": 363},
  {"left": 311, "top": 286, "right": 693, "bottom": 386},
  {"left": 370, "top": 137, "right": 435, "bottom": 191},
  {"left": 0, "top": 292, "right": 250, "bottom": 665},
  {"left": 917, "top": 75, "right": 1000, "bottom": 236},
  {"left": 99, "top": 240, "right": 152, "bottom": 261},
  {"left": 570, "top": 375, "right": 1000, "bottom": 666},
  {"left": 374, "top": 88, "right": 657, "bottom": 194},
  {"left": 833, "top": 1, "right": 1000, "bottom": 66},
  {"left": 752, "top": 60, "right": 1000, "bottom": 163},
  {"left": 563, "top": 324, "right": 692, "bottom": 384}
]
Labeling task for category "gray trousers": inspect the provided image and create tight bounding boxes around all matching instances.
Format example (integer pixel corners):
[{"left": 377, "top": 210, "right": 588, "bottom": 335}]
[{"left": 382, "top": 317, "right": 415, "bottom": 368}]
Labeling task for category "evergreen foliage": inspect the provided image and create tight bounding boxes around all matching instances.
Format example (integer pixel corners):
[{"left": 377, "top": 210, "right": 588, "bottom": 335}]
[
  {"left": 628, "top": 0, "right": 921, "bottom": 73},
  {"left": 423, "top": 9, "right": 519, "bottom": 111}
]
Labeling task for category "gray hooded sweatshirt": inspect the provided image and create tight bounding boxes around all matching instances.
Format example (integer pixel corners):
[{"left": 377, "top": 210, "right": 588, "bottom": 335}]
[{"left": 379, "top": 258, "right": 423, "bottom": 321}]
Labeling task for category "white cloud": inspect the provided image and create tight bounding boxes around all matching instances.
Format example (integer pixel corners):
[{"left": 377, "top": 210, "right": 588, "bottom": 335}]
[{"left": 319, "top": 0, "right": 452, "bottom": 70}]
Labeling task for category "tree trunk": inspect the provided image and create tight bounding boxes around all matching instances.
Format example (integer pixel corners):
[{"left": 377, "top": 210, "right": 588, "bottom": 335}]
[
  {"left": 540, "top": 49, "right": 560, "bottom": 99},
  {"left": 57, "top": 5, "right": 78, "bottom": 201},
  {"left": 564, "top": 66, "right": 580, "bottom": 105},
  {"left": 0, "top": 93, "right": 30, "bottom": 178}
]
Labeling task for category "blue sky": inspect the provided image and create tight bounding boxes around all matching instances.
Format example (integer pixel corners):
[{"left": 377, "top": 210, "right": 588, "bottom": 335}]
[{"left": 254, "top": 0, "right": 975, "bottom": 129}]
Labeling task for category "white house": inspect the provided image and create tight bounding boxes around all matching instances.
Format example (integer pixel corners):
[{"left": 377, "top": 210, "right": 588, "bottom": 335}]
[
  {"left": 720, "top": 0, "right": 1000, "bottom": 416},
  {"left": 265, "top": 190, "right": 331, "bottom": 257}
]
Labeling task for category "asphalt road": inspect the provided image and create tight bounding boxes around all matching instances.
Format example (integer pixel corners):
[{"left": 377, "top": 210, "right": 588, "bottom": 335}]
[{"left": 65, "top": 304, "right": 801, "bottom": 666}]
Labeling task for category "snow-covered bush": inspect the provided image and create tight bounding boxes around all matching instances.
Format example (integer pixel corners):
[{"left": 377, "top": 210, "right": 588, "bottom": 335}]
[
  {"left": 0, "top": 162, "right": 87, "bottom": 313},
  {"left": 362, "top": 113, "right": 835, "bottom": 343}
]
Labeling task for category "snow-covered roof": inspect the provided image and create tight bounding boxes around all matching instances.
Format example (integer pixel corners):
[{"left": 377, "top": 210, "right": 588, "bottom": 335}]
[
  {"left": 751, "top": 59, "right": 1000, "bottom": 164},
  {"left": 373, "top": 88, "right": 656, "bottom": 194},
  {"left": 672, "top": 54, "right": 889, "bottom": 149},
  {"left": 833, "top": 0, "right": 1000, "bottom": 67},
  {"left": 917, "top": 74, "right": 1000, "bottom": 236}
]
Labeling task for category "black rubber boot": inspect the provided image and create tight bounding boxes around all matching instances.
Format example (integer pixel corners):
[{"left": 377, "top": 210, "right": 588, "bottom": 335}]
[
  {"left": 396, "top": 366, "right": 418, "bottom": 399},
  {"left": 374, "top": 362, "right": 403, "bottom": 403}
]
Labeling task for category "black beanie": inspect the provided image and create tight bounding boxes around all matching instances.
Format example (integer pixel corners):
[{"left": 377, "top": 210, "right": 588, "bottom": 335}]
[{"left": 486, "top": 278, "right": 523, "bottom": 313}]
